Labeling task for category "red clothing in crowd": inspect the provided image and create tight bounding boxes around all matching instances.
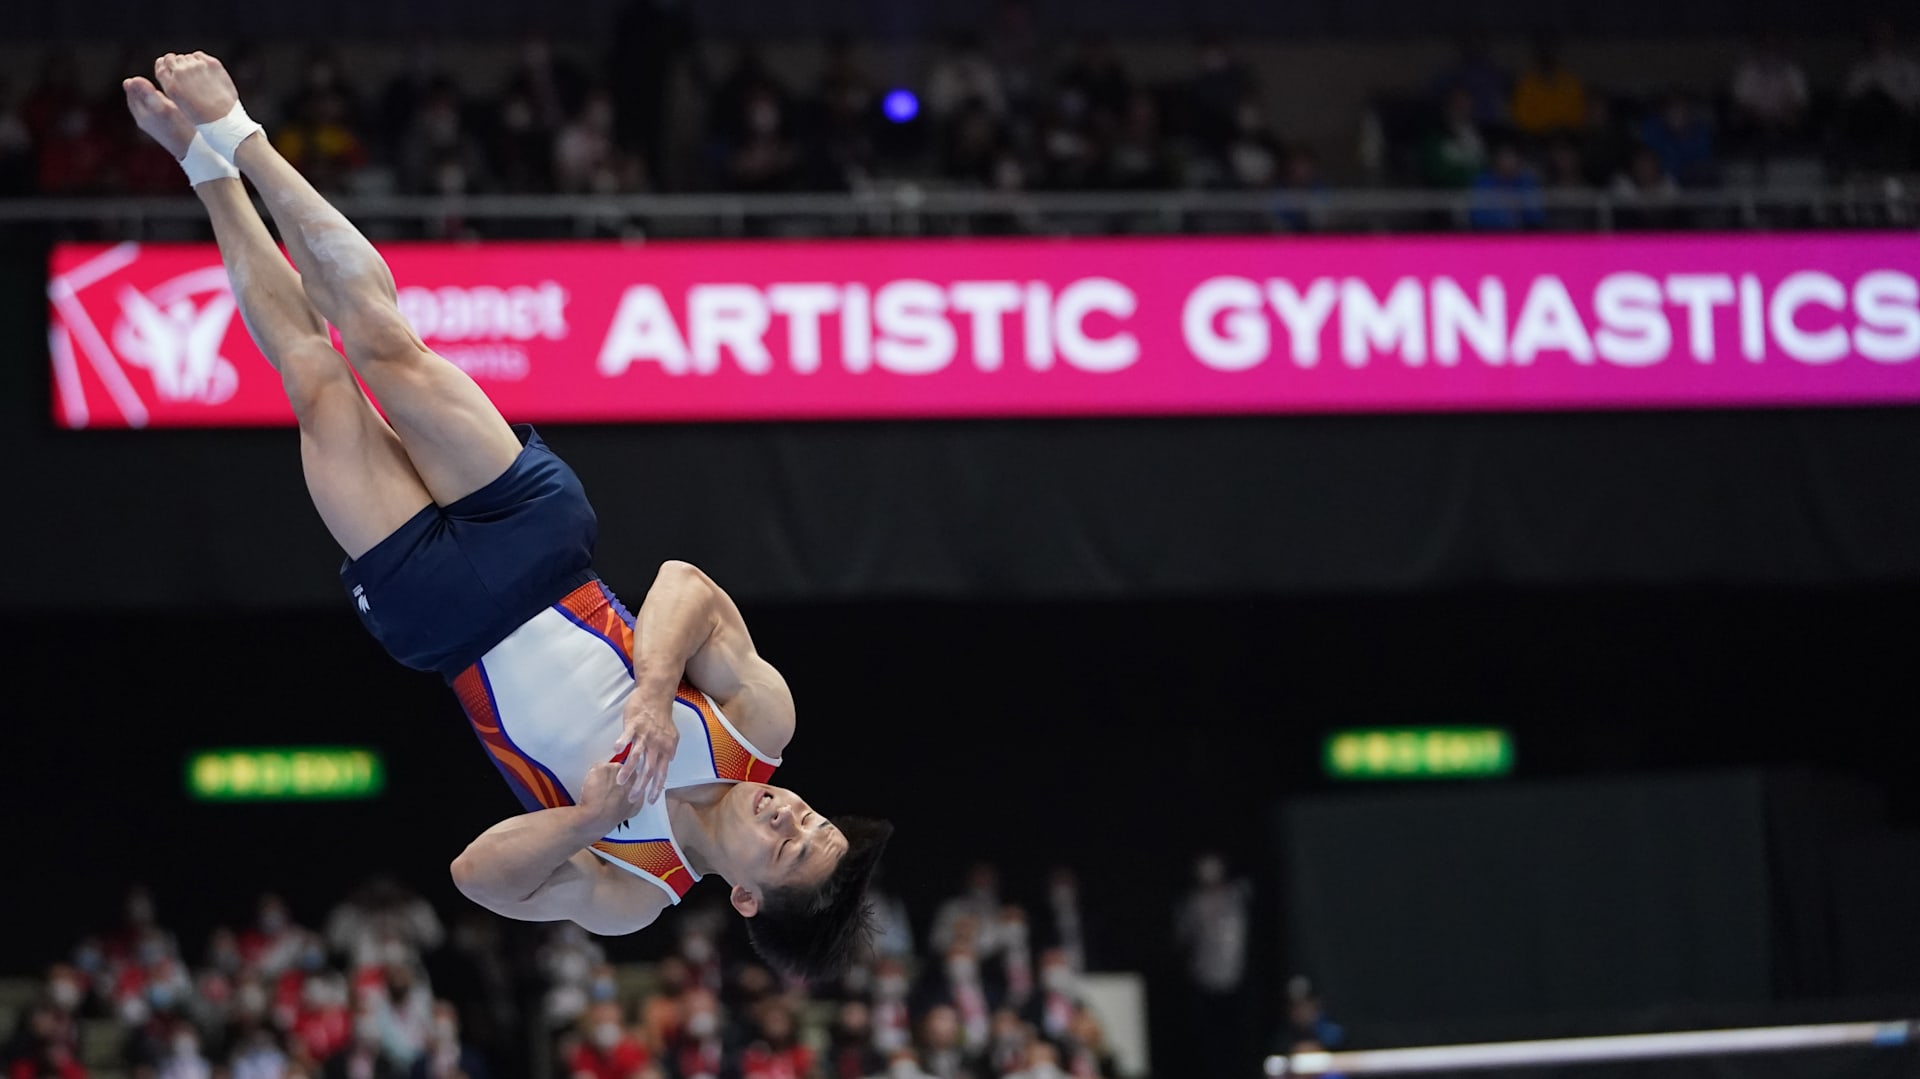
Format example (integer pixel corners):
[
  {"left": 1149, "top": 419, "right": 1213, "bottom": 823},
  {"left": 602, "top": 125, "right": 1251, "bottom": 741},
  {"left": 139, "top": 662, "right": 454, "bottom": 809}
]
[
  {"left": 742, "top": 1042, "right": 813, "bottom": 1079},
  {"left": 293, "top": 1004, "right": 353, "bottom": 1060},
  {"left": 567, "top": 1038, "right": 649, "bottom": 1079}
]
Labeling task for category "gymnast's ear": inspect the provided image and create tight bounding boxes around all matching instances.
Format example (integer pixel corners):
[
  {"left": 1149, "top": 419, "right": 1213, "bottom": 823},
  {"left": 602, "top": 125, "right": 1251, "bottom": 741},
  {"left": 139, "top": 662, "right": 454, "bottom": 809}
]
[{"left": 730, "top": 883, "right": 760, "bottom": 917}]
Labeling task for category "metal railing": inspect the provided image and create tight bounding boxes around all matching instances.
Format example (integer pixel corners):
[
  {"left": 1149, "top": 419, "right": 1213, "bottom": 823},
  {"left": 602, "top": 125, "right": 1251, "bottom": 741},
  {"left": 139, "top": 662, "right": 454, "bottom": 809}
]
[{"left": 1, "top": 185, "right": 1915, "bottom": 239}]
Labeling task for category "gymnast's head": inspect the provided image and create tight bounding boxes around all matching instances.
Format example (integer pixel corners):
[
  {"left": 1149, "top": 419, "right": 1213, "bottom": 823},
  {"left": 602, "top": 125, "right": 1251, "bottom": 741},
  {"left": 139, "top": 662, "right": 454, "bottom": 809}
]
[{"left": 708, "top": 781, "right": 892, "bottom": 980}]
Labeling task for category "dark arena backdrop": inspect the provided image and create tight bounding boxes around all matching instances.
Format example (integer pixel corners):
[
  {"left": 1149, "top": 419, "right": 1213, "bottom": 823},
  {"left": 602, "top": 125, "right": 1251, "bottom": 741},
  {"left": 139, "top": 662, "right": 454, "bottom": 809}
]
[{"left": 6, "top": 4, "right": 1920, "bottom": 1079}]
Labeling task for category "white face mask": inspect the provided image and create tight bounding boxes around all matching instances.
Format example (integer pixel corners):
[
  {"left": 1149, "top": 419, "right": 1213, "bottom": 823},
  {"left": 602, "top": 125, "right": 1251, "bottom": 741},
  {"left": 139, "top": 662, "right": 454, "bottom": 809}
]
[
  {"left": 592, "top": 1022, "right": 622, "bottom": 1050},
  {"left": 1043, "top": 967, "right": 1072, "bottom": 993},
  {"left": 682, "top": 937, "right": 713, "bottom": 963},
  {"left": 687, "top": 1011, "right": 719, "bottom": 1039},
  {"left": 50, "top": 981, "right": 82, "bottom": 1010},
  {"left": 875, "top": 975, "right": 908, "bottom": 999}
]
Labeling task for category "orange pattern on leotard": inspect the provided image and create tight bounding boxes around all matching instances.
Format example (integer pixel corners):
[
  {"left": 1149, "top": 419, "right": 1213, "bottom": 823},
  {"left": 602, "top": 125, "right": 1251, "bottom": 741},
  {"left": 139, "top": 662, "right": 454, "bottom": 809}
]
[
  {"left": 451, "top": 664, "right": 572, "bottom": 810},
  {"left": 591, "top": 839, "right": 697, "bottom": 900},
  {"left": 677, "top": 682, "right": 779, "bottom": 784}
]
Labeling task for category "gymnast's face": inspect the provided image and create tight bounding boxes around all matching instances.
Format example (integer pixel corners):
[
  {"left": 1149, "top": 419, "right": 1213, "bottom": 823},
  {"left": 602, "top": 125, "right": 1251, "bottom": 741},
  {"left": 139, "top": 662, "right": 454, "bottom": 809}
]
[{"left": 717, "top": 782, "right": 847, "bottom": 912}]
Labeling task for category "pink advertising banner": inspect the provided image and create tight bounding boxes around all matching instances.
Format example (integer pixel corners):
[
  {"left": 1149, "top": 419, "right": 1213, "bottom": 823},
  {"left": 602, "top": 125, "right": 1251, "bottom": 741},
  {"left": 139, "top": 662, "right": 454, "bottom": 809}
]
[{"left": 48, "top": 234, "right": 1920, "bottom": 428}]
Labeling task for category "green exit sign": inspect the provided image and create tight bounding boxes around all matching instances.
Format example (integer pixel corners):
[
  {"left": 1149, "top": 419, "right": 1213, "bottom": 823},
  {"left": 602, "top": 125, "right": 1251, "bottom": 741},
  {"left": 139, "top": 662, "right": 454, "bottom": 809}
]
[
  {"left": 187, "top": 748, "right": 385, "bottom": 801},
  {"left": 1324, "top": 728, "right": 1514, "bottom": 780}
]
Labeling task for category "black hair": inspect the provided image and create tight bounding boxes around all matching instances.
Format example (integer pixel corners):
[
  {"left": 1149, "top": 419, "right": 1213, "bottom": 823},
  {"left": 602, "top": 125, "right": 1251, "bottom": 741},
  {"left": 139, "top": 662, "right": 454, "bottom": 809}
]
[{"left": 744, "top": 816, "right": 893, "bottom": 981}]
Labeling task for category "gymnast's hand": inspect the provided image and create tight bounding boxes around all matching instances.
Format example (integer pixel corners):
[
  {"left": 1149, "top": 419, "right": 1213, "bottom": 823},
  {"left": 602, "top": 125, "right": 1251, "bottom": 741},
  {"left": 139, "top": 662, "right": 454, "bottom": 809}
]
[
  {"left": 578, "top": 761, "right": 644, "bottom": 834},
  {"left": 614, "top": 690, "right": 679, "bottom": 805},
  {"left": 152, "top": 52, "right": 240, "bottom": 127}
]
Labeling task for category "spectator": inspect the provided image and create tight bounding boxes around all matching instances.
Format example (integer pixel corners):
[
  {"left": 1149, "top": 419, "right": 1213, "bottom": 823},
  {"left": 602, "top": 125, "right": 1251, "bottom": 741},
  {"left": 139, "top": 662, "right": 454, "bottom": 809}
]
[
  {"left": 240, "top": 895, "right": 308, "bottom": 978},
  {"left": 567, "top": 1002, "right": 646, "bottom": 1079},
  {"left": 1059, "top": 38, "right": 1132, "bottom": 125},
  {"left": 1510, "top": 37, "right": 1586, "bottom": 137},
  {"left": 928, "top": 34, "right": 1008, "bottom": 121},
  {"left": 491, "top": 84, "right": 556, "bottom": 193},
  {"left": 984, "top": 1010, "right": 1031, "bottom": 1077},
  {"left": 1278, "top": 977, "right": 1345, "bottom": 1054},
  {"left": 825, "top": 1002, "right": 883, "bottom": 1079},
  {"left": 1104, "top": 90, "right": 1178, "bottom": 189},
  {"left": 509, "top": 36, "right": 592, "bottom": 136},
  {"left": 724, "top": 86, "right": 800, "bottom": 192},
  {"left": 986, "top": 0, "right": 1045, "bottom": 114},
  {"left": 1003, "top": 1041, "right": 1065, "bottom": 1079},
  {"left": 915, "top": 1006, "right": 982, "bottom": 1079},
  {"left": 1842, "top": 20, "right": 1920, "bottom": 170},
  {"left": 881, "top": 1048, "right": 935, "bottom": 1079},
  {"left": 401, "top": 80, "right": 490, "bottom": 195},
  {"left": 20, "top": 49, "right": 83, "bottom": 145},
  {"left": 323, "top": 1013, "right": 401, "bottom": 1079},
  {"left": 1638, "top": 91, "right": 1716, "bottom": 187},
  {"left": 1062, "top": 1008, "right": 1116, "bottom": 1079},
  {"left": 1730, "top": 33, "right": 1810, "bottom": 138},
  {"left": 1019, "top": 950, "right": 1080, "bottom": 1046},
  {"left": 553, "top": 90, "right": 620, "bottom": 194},
  {"left": 290, "top": 975, "right": 353, "bottom": 1063},
  {"left": 229, "top": 1025, "right": 290, "bottom": 1079},
  {"left": 154, "top": 1026, "right": 211, "bottom": 1079},
  {"left": 1175, "top": 854, "right": 1252, "bottom": 1079},
  {"left": 1040, "top": 870, "right": 1087, "bottom": 974},
  {"left": 1610, "top": 145, "right": 1683, "bottom": 229},
  {"left": 1224, "top": 96, "right": 1286, "bottom": 189},
  {"left": 274, "top": 88, "right": 368, "bottom": 194},
  {"left": 916, "top": 945, "right": 992, "bottom": 1055},
  {"left": 1187, "top": 36, "right": 1257, "bottom": 158},
  {"left": 325, "top": 879, "right": 444, "bottom": 972},
  {"left": 1845, "top": 20, "right": 1920, "bottom": 112},
  {"left": 662, "top": 989, "right": 727, "bottom": 1079},
  {"left": 930, "top": 865, "right": 1001, "bottom": 958},
  {"left": 1275, "top": 149, "right": 1331, "bottom": 232},
  {"left": 1432, "top": 36, "right": 1511, "bottom": 129},
  {"left": 1421, "top": 87, "right": 1487, "bottom": 188},
  {"left": 995, "top": 908, "right": 1035, "bottom": 1011},
  {"left": 365, "top": 954, "right": 435, "bottom": 1069},
  {"left": 739, "top": 1005, "right": 809, "bottom": 1079},
  {"left": 870, "top": 958, "right": 913, "bottom": 1056},
  {"left": 1469, "top": 143, "right": 1545, "bottom": 230}
]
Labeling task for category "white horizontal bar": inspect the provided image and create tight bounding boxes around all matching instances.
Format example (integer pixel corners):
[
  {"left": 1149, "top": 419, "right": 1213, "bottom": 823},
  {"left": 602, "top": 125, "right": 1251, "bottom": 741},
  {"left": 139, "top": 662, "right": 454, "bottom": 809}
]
[{"left": 1271, "top": 1020, "right": 1916, "bottom": 1075}]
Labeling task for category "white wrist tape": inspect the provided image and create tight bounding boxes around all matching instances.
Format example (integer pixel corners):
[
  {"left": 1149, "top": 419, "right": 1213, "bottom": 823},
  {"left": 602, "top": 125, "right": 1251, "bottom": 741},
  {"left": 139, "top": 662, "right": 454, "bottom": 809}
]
[
  {"left": 179, "top": 132, "right": 240, "bottom": 186},
  {"left": 194, "top": 100, "right": 263, "bottom": 164}
]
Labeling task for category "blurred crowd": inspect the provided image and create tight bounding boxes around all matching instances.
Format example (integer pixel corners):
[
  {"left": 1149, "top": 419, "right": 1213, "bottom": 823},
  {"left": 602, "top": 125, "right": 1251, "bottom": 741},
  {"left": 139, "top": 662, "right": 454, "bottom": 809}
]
[
  {"left": 535, "top": 862, "right": 1119, "bottom": 1079},
  {"left": 1, "top": 861, "right": 1140, "bottom": 1079},
  {"left": 1, "top": 878, "right": 518, "bottom": 1079},
  {"left": 0, "top": 12, "right": 1916, "bottom": 224}
]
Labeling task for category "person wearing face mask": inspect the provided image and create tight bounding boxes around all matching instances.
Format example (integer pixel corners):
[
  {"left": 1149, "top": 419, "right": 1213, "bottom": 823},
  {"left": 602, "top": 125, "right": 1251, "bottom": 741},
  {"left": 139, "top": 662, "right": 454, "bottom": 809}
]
[
  {"left": 666, "top": 989, "right": 727, "bottom": 1079},
  {"left": 928, "top": 864, "right": 1002, "bottom": 958},
  {"left": 825, "top": 1000, "right": 883, "bottom": 1079},
  {"left": 918, "top": 946, "right": 993, "bottom": 1055},
  {"left": 568, "top": 1000, "right": 648, "bottom": 1079},
  {"left": 408, "top": 1000, "right": 490, "bottom": 1079},
  {"left": 869, "top": 957, "right": 912, "bottom": 1056},
  {"left": 1020, "top": 949, "right": 1081, "bottom": 1045},
  {"left": 324, "top": 1011, "right": 403, "bottom": 1079},
  {"left": 293, "top": 974, "right": 354, "bottom": 1061}
]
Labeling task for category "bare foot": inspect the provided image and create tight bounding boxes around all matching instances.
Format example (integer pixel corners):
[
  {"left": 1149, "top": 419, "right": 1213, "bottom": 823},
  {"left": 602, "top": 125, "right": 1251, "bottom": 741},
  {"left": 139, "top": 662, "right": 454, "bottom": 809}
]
[
  {"left": 123, "top": 76, "right": 195, "bottom": 160},
  {"left": 153, "top": 51, "right": 240, "bottom": 127}
]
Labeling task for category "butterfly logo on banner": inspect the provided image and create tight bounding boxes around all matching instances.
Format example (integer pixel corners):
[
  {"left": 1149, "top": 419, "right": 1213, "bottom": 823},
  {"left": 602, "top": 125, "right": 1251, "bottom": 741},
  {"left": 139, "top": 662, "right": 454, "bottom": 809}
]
[
  {"left": 111, "top": 265, "right": 241, "bottom": 406},
  {"left": 50, "top": 245, "right": 244, "bottom": 428}
]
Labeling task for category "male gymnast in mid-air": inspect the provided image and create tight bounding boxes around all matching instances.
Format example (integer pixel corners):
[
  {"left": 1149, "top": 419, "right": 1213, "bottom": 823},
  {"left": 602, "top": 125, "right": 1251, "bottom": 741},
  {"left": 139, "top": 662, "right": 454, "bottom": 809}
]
[{"left": 125, "top": 51, "right": 889, "bottom": 977}]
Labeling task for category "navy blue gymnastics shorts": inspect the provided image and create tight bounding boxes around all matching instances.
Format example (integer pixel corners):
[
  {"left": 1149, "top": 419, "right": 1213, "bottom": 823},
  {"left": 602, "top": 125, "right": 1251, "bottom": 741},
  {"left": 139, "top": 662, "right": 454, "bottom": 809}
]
[{"left": 340, "top": 425, "right": 599, "bottom": 680}]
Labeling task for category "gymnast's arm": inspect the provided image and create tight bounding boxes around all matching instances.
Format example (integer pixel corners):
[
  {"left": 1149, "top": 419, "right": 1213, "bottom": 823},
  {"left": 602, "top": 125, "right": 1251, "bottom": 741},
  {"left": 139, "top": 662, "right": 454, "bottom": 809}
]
[
  {"left": 621, "top": 560, "right": 796, "bottom": 767},
  {"left": 449, "top": 763, "right": 667, "bottom": 935}
]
